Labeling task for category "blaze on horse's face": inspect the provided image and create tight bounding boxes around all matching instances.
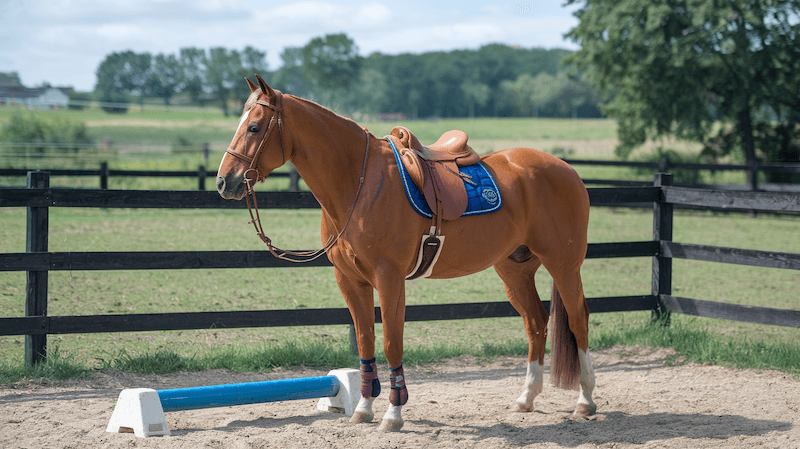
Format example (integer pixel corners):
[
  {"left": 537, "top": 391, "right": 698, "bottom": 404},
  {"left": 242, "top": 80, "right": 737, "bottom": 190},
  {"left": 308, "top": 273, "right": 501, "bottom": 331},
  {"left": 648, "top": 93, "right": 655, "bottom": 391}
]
[{"left": 216, "top": 76, "right": 284, "bottom": 200}]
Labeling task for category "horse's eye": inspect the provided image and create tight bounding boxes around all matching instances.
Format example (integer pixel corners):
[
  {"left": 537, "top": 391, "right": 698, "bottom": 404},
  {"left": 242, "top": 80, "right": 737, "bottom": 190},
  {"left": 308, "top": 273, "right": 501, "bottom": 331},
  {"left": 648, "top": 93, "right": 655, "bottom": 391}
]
[{"left": 248, "top": 123, "right": 260, "bottom": 133}]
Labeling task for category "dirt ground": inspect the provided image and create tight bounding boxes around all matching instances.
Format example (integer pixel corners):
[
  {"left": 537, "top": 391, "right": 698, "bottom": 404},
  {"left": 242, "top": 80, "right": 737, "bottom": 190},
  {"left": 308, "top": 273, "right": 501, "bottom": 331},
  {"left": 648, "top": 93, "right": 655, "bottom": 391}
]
[{"left": 1, "top": 346, "right": 797, "bottom": 449}]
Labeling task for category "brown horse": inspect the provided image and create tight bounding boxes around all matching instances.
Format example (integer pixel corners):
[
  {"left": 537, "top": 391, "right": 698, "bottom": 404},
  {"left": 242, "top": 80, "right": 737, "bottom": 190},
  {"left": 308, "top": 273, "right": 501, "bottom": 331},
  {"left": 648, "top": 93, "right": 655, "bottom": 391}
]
[{"left": 217, "top": 75, "right": 596, "bottom": 431}]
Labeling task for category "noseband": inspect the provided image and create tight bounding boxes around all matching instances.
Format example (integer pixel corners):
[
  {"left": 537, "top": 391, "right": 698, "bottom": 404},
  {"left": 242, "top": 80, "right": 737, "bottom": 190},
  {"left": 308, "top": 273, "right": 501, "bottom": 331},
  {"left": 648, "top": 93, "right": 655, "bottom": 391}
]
[{"left": 226, "top": 90, "right": 370, "bottom": 262}]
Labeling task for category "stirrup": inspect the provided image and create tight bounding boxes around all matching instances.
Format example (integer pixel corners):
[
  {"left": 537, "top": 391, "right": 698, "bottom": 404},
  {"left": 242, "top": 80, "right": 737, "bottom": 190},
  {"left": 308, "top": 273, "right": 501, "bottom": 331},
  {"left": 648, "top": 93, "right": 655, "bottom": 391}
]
[{"left": 406, "top": 226, "right": 445, "bottom": 280}]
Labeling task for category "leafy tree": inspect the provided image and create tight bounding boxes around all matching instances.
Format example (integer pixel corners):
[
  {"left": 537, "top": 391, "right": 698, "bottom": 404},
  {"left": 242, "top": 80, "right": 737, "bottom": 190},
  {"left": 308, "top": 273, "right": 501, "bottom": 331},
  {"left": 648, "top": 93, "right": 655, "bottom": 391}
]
[
  {"left": 460, "top": 80, "right": 491, "bottom": 118},
  {"left": 364, "top": 45, "right": 576, "bottom": 118},
  {"left": 301, "top": 33, "right": 362, "bottom": 90},
  {"left": 499, "top": 73, "right": 538, "bottom": 117},
  {"left": 147, "top": 53, "right": 182, "bottom": 105},
  {"left": 349, "top": 68, "right": 389, "bottom": 115},
  {"left": 178, "top": 47, "right": 206, "bottom": 104},
  {"left": 272, "top": 46, "right": 314, "bottom": 98},
  {"left": 199, "top": 46, "right": 267, "bottom": 115},
  {"left": 94, "top": 51, "right": 134, "bottom": 113},
  {"left": 565, "top": 0, "right": 800, "bottom": 183},
  {"left": 94, "top": 50, "right": 152, "bottom": 111},
  {"left": 0, "top": 71, "right": 22, "bottom": 84},
  {"left": 202, "top": 47, "right": 242, "bottom": 116},
  {"left": 233, "top": 46, "right": 269, "bottom": 102}
]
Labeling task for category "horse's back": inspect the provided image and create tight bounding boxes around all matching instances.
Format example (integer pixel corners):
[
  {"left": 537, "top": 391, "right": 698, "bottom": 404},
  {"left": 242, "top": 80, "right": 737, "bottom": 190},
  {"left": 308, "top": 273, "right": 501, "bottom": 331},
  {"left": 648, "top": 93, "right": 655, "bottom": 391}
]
[{"left": 483, "top": 147, "right": 588, "bottom": 210}]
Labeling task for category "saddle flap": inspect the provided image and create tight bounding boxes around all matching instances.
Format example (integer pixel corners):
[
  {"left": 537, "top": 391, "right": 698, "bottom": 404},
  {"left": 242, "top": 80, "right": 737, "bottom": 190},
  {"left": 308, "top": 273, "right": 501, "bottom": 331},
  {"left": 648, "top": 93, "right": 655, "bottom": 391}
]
[{"left": 421, "top": 160, "right": 468, "bottom": 221}]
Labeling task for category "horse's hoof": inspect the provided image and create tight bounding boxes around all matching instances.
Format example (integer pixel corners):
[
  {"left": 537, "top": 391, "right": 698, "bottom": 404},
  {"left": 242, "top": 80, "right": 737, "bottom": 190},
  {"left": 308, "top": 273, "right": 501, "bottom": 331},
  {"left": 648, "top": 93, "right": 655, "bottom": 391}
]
[
  {"left": 378, "top": 417, "right": 404, "bottom": 432},
  {"left": 573, "top": 402, "right": 596, "bottom": 418},
  {"left": 514, "top": 400, "right": 534, "bottom": 412},
  {"left": 350, "top": 411, "right": 374, "bottom": 424}
]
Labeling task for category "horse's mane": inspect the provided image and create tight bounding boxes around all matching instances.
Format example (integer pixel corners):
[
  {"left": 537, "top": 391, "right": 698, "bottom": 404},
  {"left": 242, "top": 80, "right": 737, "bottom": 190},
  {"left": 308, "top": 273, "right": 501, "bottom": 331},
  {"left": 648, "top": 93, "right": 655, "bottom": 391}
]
[
  {"left": 244, "top": 88, "right": 376, "bottom": 142},
  {"left": 285, "top": 92, "right": 375, "bottom": 138},
  {"left": 244, "top": 90, "right": 261, "bottom": 111}
]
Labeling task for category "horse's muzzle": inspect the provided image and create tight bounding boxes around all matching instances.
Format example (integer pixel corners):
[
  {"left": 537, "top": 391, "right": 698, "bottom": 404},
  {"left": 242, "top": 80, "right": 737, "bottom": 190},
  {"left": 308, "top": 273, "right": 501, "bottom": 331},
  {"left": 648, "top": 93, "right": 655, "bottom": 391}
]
[{"left": 216, "top": 173, "right": 246, "bottom": 200}]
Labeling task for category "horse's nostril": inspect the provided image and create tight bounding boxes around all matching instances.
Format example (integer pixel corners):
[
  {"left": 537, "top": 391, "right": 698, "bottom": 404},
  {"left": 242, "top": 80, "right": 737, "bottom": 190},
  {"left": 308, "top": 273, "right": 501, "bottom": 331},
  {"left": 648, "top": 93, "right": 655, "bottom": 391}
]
[{"left": 216, "top": 176, "right": 225, "bottom": 192}]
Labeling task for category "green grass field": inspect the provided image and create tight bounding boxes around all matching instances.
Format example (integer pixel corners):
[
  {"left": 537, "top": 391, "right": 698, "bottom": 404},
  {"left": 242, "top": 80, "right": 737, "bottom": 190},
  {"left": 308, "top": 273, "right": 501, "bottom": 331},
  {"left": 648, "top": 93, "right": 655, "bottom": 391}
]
[
  {"left": 0, "top": 205, "right": 797, "bottom": 382},
  {"left": 0, "top": 103, "right": 749, "bottom": 188},
  {"left": 0, "top": 105, "right": 797, "bottom": 383}
]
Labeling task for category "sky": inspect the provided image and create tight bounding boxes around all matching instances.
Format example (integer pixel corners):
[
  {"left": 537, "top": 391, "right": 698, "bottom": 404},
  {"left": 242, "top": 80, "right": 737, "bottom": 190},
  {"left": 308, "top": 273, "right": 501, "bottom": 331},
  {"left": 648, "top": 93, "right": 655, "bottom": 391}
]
[{"left": 0, "top": 0, "right": 581, "bottom": 92}]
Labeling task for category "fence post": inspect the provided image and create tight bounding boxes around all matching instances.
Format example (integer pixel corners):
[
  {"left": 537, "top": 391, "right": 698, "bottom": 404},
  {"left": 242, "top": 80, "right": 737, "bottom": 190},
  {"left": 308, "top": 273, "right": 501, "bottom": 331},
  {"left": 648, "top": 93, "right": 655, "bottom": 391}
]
[
  {"left": 658, "top": 158, "right": 670, "bottom": 173},
  {"left": 100, "top": 162, "right": 110, "bottom": 189},
  {"left": 651, "top": 173, "right": 673, "bottom": 325},
  {"left": 198, "top": 165, "right": 207, "bottom": 191},
  {"left": 749, "top": 160, "right": 760, "bottom": 191},
  {"left": 26, "top": 171, "right": 50, "bottom": 366},
  {"left": 289, "top": 164, "right": 300, "bottom": 192}
]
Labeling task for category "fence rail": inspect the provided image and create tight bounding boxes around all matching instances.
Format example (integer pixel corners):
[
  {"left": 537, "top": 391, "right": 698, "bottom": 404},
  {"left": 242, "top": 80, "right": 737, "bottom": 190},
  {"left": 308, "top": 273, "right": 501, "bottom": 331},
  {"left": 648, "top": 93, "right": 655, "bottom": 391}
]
[
  {"left": 3, "top": 159, "right": 800, "bottom": 192},
  {"left": 1, "top": 171, "right": 798, "bottom": 367},
  {"left": 0, "top": 163, "right": 298, "bottom": 191}
]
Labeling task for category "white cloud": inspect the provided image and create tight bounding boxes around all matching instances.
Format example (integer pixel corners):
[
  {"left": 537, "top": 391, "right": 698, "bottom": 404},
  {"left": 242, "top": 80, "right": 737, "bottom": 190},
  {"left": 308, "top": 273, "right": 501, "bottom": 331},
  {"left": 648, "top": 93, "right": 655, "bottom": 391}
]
[{"left": 0, "top": 0, "right": 580, "bottom": 90}]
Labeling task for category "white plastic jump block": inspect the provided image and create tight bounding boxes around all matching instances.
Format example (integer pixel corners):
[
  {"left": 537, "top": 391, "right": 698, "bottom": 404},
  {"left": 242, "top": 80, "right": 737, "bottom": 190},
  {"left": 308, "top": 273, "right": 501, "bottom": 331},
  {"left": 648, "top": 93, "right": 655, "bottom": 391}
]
[
  {"left": 106, "top": 388, "right": 170, "bottom": 438},
  {"left": 316, "top": 368, "right": 361, "bottom": 416},
  {"left": 106, "top": 369, "right": 361, "bottom": 438}
]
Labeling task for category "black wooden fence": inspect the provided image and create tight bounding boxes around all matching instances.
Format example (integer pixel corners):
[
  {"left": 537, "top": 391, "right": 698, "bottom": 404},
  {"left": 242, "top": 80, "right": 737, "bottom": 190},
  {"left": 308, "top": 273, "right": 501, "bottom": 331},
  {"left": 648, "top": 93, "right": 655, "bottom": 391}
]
[
  {"left": 1, "top": 172, "right": 799, "bottom": 367},
  {"left": 2, "top": 159, "right": 799, "bottom": 191},
  {"left": 0, "top": 163, "right": 300, "bottom": 191}
]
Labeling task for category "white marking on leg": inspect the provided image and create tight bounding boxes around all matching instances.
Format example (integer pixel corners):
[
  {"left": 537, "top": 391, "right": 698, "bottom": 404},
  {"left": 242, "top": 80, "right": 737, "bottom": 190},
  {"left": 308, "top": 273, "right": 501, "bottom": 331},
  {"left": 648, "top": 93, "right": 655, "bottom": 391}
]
[
  {"left": 354, "top": 396, "right": 374, "bottom": 417},
  {"left": 575, "top": 349, "right": 597, "bottom": 416},
  {"left": 515, "top": 361, "right": 543, "bottom": 412},
  {"left": 383, "top": 404, "right": 402, "bottom": 422},
  {"left": 378, "top": 404, "right": 404, "bottom": 431}
]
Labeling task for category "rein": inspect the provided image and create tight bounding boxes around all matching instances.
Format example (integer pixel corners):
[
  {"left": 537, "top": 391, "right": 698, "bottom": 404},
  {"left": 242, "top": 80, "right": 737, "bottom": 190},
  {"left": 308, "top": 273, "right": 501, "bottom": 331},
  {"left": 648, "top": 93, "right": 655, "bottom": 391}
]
[{"left": 227, "top": 91, "right": 371, "bottom": 262}]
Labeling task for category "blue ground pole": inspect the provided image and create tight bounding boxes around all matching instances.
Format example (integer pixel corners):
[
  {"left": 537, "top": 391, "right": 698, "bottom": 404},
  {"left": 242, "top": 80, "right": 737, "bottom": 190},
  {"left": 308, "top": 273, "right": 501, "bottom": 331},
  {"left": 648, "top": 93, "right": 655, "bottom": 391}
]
[{"left": 157, "top": 376, "right": 340, "bottom": 412}]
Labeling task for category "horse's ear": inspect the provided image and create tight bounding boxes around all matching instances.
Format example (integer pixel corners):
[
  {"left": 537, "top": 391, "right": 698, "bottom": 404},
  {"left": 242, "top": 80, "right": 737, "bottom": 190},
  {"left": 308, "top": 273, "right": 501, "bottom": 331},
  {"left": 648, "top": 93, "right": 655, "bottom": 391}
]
[
  {"left": 254, "top": 74, "right": 275, "bottom": 100},
  {"left": 245, "top": 77, "right": 258, "bottom": 93}
]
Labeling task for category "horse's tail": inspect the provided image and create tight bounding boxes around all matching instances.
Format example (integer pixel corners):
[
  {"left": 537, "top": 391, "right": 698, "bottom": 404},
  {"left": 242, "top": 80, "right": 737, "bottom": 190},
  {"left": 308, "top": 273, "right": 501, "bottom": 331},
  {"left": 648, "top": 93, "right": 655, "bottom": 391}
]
[{"left": 549, "top": 281, "right": 580, "bottom": 390}]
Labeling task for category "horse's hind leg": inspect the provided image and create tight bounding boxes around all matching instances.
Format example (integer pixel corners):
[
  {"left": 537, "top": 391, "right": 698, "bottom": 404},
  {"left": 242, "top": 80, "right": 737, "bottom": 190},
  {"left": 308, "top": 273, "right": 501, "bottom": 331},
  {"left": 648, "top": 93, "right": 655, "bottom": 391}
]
[
  {"left": 548, "top": 267, "right": 597, "bottom": 418},
  {"left": 494, "top": 252, "right": 549, "bottom": 412}
]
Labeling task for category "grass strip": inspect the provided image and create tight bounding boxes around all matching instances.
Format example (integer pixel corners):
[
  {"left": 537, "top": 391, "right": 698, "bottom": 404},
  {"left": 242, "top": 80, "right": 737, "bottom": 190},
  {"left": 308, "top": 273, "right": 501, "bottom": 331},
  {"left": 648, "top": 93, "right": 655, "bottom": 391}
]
[
  {"left": 2, "top": 318, "right": 797, "bottom": 384},
  {"left": 0, "top": 344, "right": 92, "bottom": 384},
  {"left": 591, "top": 315, "right": 800, "bottom": 375}
]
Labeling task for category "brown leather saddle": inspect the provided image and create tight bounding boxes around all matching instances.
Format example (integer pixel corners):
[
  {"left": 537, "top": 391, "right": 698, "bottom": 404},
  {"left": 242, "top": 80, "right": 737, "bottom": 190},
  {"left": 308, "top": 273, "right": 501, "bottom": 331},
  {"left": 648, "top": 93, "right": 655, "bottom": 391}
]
[
  {"left": 388, "top": 126, "right": 480, "bottom": 221},
  {"left": 387, "top": 126, "right": 481, "bottom": 280}
]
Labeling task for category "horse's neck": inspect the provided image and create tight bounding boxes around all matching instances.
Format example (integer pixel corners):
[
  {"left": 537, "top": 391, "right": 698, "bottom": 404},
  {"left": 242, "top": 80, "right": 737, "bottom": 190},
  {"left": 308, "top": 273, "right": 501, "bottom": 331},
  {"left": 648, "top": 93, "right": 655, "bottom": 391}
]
[{"left": 284, "top": 97, "right": 369, "bottom": 227}]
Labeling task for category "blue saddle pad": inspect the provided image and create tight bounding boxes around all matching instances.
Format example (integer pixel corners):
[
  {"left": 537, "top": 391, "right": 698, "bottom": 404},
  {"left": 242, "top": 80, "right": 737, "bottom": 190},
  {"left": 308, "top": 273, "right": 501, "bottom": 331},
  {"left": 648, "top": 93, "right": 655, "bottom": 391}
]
[{"left": 387, "top": 138, "right": 502, "bottom": 218}]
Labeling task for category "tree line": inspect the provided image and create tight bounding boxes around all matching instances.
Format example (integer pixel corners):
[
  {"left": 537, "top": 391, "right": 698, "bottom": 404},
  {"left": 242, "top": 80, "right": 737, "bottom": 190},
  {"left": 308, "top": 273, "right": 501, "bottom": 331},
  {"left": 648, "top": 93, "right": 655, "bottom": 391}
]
[
  {"left": 95, "top": 46, "right": 268, "bottom": 116},
  {"left": 93, "top": 34, "right": 601, "bottom": 119}
]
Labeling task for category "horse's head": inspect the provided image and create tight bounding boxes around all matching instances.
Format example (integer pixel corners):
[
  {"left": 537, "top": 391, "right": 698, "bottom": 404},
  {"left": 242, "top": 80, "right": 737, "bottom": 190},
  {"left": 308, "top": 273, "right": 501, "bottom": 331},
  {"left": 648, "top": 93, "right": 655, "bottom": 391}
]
[{"left": 216, "top": 75, "right": 287, "bottom": 200}]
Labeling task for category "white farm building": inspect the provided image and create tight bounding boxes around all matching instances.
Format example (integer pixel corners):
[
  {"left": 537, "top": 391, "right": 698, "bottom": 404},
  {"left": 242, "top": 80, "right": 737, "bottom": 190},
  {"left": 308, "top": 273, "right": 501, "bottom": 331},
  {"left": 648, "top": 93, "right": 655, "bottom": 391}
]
[{"left": 0, "top": 84, "right": 71, "bottom": 109}]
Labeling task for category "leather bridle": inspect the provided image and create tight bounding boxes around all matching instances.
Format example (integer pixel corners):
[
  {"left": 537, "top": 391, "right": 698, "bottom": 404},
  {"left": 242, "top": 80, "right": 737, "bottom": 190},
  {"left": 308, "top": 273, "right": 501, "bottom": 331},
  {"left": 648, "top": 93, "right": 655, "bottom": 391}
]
[{"left": 225, "top": 90, "right": 370, "bottom": 262}]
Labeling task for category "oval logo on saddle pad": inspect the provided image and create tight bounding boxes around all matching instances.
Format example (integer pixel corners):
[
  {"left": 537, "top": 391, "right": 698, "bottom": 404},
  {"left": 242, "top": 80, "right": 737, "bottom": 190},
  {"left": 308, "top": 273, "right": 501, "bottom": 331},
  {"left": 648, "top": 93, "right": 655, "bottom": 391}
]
[{"left": 481, "top": 188, "right": 499, "bottom": 204}]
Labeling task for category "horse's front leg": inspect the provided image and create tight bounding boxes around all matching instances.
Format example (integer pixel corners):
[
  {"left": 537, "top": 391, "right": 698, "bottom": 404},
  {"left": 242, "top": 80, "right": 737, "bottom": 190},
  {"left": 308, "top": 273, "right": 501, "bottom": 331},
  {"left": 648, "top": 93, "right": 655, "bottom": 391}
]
[
  {"left": 376, "top": 274, "right": 407, "bottom": 431},
  {"left": 334, "top": 268, "right": 379, "bottom": 424}
]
